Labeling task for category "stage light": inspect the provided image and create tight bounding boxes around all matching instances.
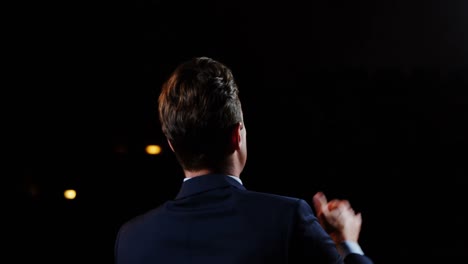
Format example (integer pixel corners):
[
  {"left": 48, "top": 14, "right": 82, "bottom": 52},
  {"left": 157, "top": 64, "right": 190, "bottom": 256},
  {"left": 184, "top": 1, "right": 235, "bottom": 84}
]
[
  {"left": 146, "top": 144, "right": 162, "bottom": 155},
  {"left": 64, "top": 189, "right": 77, "bottom": 200}
]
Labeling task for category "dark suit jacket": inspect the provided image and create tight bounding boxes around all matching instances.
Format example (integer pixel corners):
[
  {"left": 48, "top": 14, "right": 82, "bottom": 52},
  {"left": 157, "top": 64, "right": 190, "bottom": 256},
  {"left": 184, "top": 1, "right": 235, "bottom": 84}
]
[{"left": 115, "top": 174, "right": 373, "bottom": 264}]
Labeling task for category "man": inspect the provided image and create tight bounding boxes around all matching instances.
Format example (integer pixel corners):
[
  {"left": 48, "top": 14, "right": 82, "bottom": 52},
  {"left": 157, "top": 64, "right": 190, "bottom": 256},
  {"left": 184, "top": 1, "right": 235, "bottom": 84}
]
[{"left": 114, "top": 56, "right": 374, "bottom": 264}]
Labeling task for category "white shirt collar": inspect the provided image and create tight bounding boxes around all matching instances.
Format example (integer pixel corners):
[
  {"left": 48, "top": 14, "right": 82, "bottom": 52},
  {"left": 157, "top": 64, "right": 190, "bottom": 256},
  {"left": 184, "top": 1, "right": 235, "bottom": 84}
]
[{"left": 183, "top": 175, "right": 243, "bottom": 185}]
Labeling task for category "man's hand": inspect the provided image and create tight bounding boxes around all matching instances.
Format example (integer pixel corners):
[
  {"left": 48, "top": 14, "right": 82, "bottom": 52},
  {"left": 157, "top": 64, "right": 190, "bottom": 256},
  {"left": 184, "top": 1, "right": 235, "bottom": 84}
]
[{"left": 312, "top": 192, "right": 362, "bottom": 244}]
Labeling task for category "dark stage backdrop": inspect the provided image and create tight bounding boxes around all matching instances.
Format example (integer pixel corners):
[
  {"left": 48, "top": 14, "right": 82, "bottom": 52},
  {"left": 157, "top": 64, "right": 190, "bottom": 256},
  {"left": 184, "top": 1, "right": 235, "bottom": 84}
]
[{"left": 11, "top": 0, "right": 467, "bottom": 263}]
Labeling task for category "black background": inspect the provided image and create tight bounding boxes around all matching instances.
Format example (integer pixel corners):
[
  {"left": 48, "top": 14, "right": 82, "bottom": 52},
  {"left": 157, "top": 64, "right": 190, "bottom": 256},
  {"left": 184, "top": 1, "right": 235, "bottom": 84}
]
[{"left": 11, "top": 0, "right": 467, "bottom": 263}]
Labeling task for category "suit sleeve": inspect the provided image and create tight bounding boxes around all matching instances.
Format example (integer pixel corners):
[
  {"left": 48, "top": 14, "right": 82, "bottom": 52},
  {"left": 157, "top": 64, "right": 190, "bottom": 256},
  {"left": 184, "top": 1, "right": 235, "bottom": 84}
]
[{"left": 290, "top": 199, "right": 373, "bottom": 264}]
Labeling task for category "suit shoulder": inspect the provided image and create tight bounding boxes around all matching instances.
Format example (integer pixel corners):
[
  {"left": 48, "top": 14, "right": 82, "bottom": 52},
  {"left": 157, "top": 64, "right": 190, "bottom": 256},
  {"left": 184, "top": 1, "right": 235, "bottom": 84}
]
[
  {"left": 236, "top": 188, "right": 306, "bottom": 207},
  {"left": 117, "top": 203, "right": 165, "bottom": 233}
]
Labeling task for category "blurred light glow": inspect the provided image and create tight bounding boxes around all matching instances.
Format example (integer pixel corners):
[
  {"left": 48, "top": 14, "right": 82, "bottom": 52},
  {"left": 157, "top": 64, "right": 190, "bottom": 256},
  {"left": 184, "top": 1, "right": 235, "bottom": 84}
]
[
  {"left": 146, "top": 144, "right": 162, "bottom": 155},
  {"left": 64, "top": 189, "right": 77, "bottom": 200}
]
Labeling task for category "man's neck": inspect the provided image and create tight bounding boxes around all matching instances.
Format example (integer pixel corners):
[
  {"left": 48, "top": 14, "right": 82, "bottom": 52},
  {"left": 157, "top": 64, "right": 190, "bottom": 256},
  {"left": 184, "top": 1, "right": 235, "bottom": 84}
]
[
  {"left": 184, "top": 168, "right": 240, "bottom": 180},
  {"left": 184, "top": 169, "right": 213, "bottom": 179}
]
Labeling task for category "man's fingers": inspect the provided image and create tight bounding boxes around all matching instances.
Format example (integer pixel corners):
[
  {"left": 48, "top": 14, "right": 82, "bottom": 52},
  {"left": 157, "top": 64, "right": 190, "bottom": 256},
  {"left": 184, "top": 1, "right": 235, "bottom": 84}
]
[
  {"left": 328, "top": 200, "right": 351, "bottom": 211},
  {"left": 356, "top": 212, "right": 362, "bottom": 223}
]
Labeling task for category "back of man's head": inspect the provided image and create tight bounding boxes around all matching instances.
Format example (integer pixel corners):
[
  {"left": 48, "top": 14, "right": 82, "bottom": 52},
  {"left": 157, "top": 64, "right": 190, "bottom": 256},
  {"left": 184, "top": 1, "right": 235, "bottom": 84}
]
[{"left": 158, "top": 57, "right": 244, "bottom": 171}]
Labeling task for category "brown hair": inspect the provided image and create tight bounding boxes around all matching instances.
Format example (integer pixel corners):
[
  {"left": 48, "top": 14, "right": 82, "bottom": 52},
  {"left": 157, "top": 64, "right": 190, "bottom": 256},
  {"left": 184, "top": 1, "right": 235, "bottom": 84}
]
[{"left": 158, "top": 57, "right": 243, "bottom": 171}]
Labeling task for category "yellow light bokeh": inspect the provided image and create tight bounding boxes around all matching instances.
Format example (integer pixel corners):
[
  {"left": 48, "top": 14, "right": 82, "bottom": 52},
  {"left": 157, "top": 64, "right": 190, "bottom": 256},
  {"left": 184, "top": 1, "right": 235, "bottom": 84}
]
[
  {"left": 146, "top": 144, "right": 162, "bottom": 155},
  {"left": 64, "top": 189, "right": 77, "bottom": 200}
]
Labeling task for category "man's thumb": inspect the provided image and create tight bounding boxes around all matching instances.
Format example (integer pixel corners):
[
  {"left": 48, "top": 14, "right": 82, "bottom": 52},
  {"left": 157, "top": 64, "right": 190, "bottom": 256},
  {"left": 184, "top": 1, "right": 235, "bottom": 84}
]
[{"left": 313, "top": 191, "right": 329, "bottom": 215}]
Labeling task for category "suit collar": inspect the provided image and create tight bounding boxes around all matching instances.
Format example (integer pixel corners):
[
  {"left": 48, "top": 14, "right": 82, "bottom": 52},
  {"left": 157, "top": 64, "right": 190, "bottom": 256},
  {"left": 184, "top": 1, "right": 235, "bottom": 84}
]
[{"left": 175, "top": 174, "right": 246, "bottom": 199}]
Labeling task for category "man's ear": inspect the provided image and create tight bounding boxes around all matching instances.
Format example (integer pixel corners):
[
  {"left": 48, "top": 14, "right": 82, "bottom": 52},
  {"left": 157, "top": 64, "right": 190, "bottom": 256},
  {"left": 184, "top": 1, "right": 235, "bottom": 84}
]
[{"left": 230, "top": 122, "right": 243, "bottom": 151}]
